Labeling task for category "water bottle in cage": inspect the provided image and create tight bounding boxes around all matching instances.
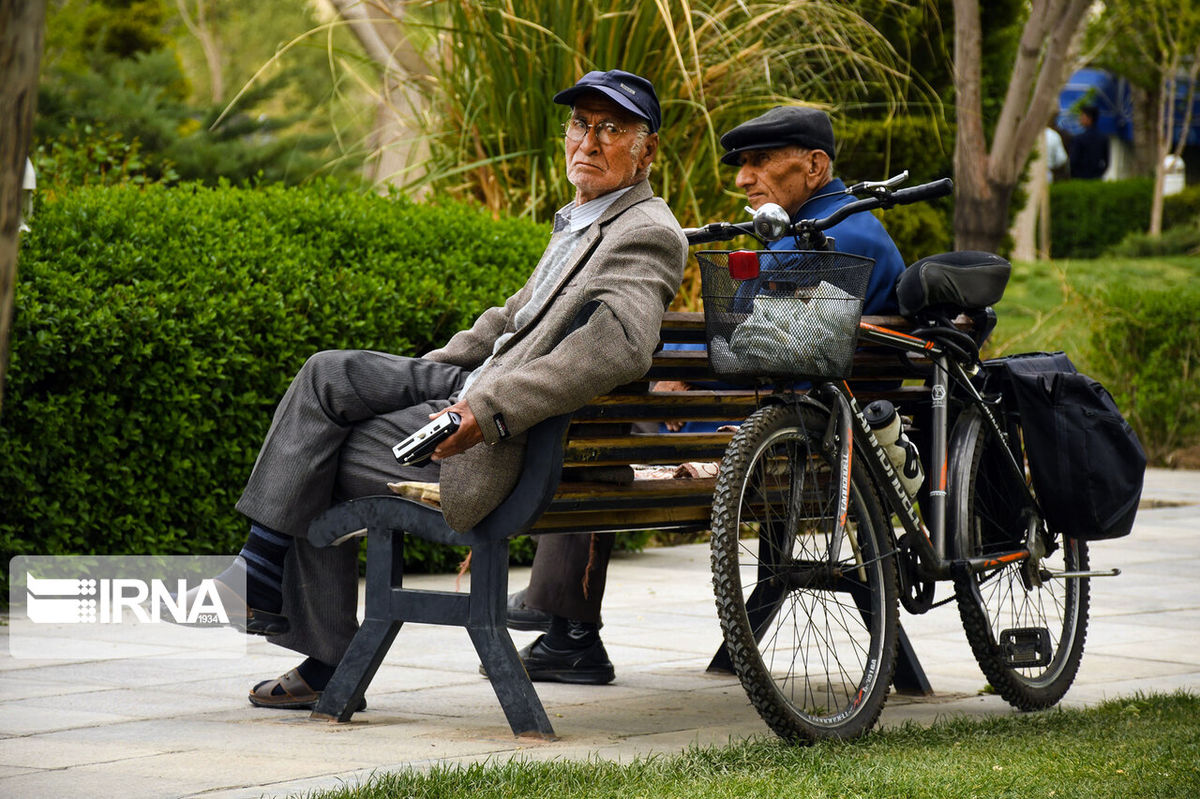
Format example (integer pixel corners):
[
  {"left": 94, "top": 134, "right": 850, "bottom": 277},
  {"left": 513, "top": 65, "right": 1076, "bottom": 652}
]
[{"left": 865, "top": 400, "right": 924, "bottom": 497}]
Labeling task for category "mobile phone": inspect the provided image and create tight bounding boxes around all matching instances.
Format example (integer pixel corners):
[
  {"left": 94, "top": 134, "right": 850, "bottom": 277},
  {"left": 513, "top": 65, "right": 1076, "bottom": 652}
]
[{"left": 392, "top": 412, "right": 461, "bottom": 466}]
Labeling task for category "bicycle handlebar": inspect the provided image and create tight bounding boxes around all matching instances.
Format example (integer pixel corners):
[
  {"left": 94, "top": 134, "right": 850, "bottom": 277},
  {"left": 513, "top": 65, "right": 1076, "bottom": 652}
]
[
  {"left": 683, "top": 221, "right": 756, "bottom": 245},
  {"left": 890, "top": 177, "right": 954, "bottom": 207},
  {"left": 682, "top": 176, "right": 953, "bottom": 247}
]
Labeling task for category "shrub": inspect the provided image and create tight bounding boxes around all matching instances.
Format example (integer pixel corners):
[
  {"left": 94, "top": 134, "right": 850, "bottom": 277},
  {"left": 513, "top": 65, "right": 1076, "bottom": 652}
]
[
  {"left": 1089, "top": 284, "right": 1200, "bottom": 465},
  {"left": 873, "top": 201, "right": 954, "bottom": 265},
  {"left": 836, "top": 115, "right": 954, "bottom": 186},
  {"left": 1049, "top": 178, "right": 1153, "bottom": 258},
  {"left": 1106, "top": 222, "right": 1200, "bottom": 257},
  {"left": 2, "top": 182, "right": 548, "bottom": 573}
]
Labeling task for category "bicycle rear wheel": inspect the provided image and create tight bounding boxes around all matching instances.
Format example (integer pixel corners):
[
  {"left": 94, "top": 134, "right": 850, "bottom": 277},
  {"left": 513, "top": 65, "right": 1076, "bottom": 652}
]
[
  {"left": 949, "top": 405, "right": 1089, "bottom": 709},
  {"left": 710, "top": 403, "right": 898, "bottom": 742}
]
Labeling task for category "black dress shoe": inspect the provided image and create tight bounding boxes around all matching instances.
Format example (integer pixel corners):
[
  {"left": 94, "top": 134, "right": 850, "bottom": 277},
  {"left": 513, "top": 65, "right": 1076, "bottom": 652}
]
[
  {"left": 515, "top": 634, "right": 616, "bottom": 685},
  {"left": 505, "top": 588, "right": 552, "bottom": 632}
]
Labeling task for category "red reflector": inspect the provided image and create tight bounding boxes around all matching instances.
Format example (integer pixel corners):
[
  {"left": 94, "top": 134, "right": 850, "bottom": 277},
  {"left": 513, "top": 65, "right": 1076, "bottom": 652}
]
[{"left": 728, "top": 250, "right": 760, "bottom": 280}]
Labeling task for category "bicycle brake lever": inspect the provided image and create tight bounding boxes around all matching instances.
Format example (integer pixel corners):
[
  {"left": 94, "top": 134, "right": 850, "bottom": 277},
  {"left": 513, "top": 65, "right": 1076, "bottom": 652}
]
[{"left": 847, "top": 171, "right": 911, "bottom": 196}]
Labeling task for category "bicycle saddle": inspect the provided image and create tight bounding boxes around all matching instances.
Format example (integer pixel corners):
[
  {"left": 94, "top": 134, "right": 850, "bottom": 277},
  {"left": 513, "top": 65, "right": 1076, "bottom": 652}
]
[{"left": 895, "top": 251, "right": 1011, "bottom": 319}]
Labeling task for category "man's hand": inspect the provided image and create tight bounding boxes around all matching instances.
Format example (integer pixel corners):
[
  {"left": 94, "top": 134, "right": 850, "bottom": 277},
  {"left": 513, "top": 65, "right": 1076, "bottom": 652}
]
[
  {"left": 653, "top": 380, "right": 691, "bottom": 432},
  {"left": 430, "top": 400, "right": 484, "bottom": 460}
]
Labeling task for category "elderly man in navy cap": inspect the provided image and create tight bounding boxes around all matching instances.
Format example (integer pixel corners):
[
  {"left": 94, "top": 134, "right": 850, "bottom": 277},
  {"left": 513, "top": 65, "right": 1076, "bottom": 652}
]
[{"left": 213, "top": 69, "right": 685, "bottom": 707}]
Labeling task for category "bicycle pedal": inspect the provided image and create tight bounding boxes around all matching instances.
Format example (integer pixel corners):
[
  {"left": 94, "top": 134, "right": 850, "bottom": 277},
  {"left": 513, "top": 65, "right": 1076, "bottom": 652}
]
[{"left": 999, "top": 627, "right": 1052, "bottom": 668}]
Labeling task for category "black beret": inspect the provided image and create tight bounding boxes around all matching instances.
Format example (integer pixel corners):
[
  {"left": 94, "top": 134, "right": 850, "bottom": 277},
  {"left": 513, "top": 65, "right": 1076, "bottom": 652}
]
[{"left": 720, "top": 106, "right": 835, "bottom": 165}]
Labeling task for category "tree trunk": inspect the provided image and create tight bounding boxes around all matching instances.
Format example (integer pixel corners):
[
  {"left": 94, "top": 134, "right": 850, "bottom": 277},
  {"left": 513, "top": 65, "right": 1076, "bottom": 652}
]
[
  {"left": 956, "top": 181, "right": 1017, "bottom": 253},
  {"left": 176, "top": 0, "right": 225, "bottom": 103},
  {"left": 1149, "top": 74, "right": 1175, "bottom": 236},
  {"left": 952, "top": 0, "right": 1091, "bottom": 253},
  {"left": 1010, "top": 140, "right": 1048, "bottom": 261},
  {"left": 0, "top": 0, "right": 46, "bottom": 415},
  {"left": 1130, "top": 85, "right": 1159, "bottom": 177},
  {"left": 327, "top": 0, "right": 430, "bottom": 192},
  {"left": 1150, "top": 44, "right": 1200, "bottom": 236}
]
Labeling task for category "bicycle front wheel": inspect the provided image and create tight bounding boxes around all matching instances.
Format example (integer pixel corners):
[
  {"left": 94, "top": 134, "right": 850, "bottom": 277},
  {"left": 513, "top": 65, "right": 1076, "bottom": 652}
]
[
  {"left": 949, "top": 405, "right": 1090, "bottom": 710},
  {"left": 710, "top": 403, "right": 898, "bottom": 742}
]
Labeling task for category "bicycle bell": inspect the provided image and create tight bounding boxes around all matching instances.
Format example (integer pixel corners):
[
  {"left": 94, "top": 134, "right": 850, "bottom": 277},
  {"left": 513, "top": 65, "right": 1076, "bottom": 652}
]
[{"left": 751, "top": 202, "right": 790, "bottom": 242}]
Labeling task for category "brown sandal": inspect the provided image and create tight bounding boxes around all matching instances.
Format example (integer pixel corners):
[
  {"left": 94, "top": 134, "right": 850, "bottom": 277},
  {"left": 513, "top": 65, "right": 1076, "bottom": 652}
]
[{"left": 248, "top": 670, "right": 367, "bottom": 711}]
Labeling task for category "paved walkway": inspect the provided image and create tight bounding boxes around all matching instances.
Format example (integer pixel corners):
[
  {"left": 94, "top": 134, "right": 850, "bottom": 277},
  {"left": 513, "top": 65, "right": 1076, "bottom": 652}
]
[{"left": 3, "top": 468, "right": 1198, "bottom": 799}]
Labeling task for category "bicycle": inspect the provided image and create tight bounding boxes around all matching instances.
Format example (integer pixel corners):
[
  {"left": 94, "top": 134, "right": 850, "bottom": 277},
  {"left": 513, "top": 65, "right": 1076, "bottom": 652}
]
[{"left": 682, "top": 174, "right": 1119, "bottom": 743}]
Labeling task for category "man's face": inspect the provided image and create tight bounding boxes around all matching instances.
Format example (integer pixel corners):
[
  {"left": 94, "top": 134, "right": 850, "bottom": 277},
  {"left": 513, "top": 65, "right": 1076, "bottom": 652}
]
[
  {"left": 565, "top": 95, "right": 657, "bottom": 204},
  {"left": 735, "top": 146, "right": 827, "bottom": 217}
]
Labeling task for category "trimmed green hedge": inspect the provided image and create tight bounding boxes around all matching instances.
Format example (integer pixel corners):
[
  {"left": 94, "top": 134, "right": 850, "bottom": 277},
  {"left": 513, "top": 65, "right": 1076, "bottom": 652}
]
[
  {"left": 1050, "top": 180, "right": 1200, "bottom": 258},
  {"left": 1090, "top": 284, "right": 1200, "bottom": 465},
  {"left": 1049, "top": 179, "right": 1153, "bottom": 258},
  {"left": 2, "top": 182, "right": 547, "bottom": 571},
  {"left": 1163, "top": 183, "right": 1200, "bottom": 229}
]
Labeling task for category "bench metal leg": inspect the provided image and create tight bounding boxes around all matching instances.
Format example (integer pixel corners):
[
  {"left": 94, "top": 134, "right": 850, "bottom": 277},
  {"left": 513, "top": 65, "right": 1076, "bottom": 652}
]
[
  {"left": 468, "top": 536, "right": 556, "bottom": 739},
  {"left": 844, "top": 572, "right": 934, "bottom": 696},
  {"left": 469, "top": 625, "right": 556, "bottom": 738},
  {"left": 892, "top": 624, "right": 933, "bottom": 695},
  {"left": 708, "top": 517, "right": 933, "bottom": 695},
  {"left": 311, "top": 618, "right": 401, "bottom": 722},
  {"left": 709, "top": 519, "right": 791, "bottom": 673}
]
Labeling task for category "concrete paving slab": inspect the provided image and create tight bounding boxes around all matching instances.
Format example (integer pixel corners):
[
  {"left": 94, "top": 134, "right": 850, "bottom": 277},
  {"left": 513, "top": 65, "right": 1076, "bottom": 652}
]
[
  {"left": 1, "top": 468, "right": 1197, "bottom": 799},
  {"left": 0, "top": 735, "right": 169, "bottom": 770}
]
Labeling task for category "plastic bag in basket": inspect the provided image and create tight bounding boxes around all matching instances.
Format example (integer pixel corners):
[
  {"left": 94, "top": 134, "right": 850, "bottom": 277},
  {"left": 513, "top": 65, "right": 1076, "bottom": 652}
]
[{"left": 728, "top": 280, "right": 858, "bottom": 377}]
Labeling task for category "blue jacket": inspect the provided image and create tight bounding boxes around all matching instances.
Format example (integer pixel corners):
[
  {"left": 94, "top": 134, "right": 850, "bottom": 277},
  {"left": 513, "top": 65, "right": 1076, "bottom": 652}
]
[{"left": 772, "top": 178, "right": 905, "bottom": 316}]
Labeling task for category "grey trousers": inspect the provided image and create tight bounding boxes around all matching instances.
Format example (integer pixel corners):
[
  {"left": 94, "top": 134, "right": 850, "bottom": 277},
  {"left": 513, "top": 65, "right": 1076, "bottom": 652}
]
[
  {"left": 524, "top": 533, "right": 614, "bottom": 624},
  {"left": 235, "top": 349, "right": 469, "bottom": 664}
]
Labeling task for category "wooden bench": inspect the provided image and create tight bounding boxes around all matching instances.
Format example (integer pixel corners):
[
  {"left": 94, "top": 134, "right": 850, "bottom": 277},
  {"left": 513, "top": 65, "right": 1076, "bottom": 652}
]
[{"left": 306, "top": 310, "right": 947, "bottom": 737}]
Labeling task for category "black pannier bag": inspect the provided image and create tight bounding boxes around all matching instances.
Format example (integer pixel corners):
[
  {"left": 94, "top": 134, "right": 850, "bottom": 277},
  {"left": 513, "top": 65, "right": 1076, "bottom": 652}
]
[{"left": 982, "top": 352, "right": 1146, "bottom": 541}]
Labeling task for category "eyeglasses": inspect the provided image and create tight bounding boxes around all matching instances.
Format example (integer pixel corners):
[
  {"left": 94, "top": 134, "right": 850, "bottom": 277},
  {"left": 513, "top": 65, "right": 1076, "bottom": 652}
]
[{"left": 562, "top": 117, "right": 629, "bottom": 145}]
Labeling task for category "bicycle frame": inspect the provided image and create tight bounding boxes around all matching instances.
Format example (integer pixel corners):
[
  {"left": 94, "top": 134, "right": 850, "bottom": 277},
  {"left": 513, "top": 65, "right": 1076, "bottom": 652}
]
[{"left": 805, "top": 319, "right": 1041, "bottom": 581}]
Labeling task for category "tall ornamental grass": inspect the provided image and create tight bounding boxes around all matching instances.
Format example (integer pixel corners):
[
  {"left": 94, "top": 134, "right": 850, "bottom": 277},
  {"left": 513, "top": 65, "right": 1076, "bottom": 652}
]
[{"left": 407, "top": 0, "right": 911, "bottom": 227}]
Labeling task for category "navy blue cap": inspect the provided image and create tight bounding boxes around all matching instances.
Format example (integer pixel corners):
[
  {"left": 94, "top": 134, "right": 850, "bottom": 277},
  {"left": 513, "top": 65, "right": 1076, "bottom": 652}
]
[
  {"left": 553, "top": 70, "right": 662, "bottom": 133},
  {"left": 720, "top": 106, "right": 835, "bottom": 165}
]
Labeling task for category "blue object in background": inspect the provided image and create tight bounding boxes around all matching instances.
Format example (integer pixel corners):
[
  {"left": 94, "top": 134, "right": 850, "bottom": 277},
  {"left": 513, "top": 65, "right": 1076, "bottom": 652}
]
[
  {"left": 1058, "top": 68, "right": 1134, "bottom": 142},
  {"left": 1059, "top": 67, "right": 1200, "bottom": 149}
]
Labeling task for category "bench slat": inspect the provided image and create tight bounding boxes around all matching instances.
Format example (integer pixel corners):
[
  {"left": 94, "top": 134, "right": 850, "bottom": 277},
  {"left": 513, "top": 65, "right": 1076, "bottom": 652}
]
[
  {"left": 532, "top": 505, "right": 713, "bottom": 534},
  {"left": 570, "top": 385, "right": 934, "bottom": 422},
  {"left": 564, "top": 432, "right": 732, "bottom": 466},
  {"left": 647, "top": 351, "right": 933, "bottom": 382},
  {"left": 572, "top": 391, "right": 759, "bottom": 421}
]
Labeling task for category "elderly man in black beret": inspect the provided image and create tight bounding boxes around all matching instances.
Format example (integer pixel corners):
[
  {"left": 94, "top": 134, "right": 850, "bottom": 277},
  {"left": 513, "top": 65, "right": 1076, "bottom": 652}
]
[
  {"left": 504, "top": 106, "right": 908, "bottom": 682},
  {"left": 719, "top": 105, "right": 905, "bottom": 316}
]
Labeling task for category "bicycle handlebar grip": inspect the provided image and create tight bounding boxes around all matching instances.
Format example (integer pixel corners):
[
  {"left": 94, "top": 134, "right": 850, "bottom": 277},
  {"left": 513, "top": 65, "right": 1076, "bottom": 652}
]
[
  {"left": 684, "top": 222, "right": 754, "bottom": 246},
  {"left": 892, "top": 178, "right": 953, "bottom": 205}
]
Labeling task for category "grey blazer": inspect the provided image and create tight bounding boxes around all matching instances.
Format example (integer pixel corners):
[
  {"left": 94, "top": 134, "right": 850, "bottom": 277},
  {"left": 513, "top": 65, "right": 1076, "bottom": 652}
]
[{"left": 424, "top": 180, "right": 686, "bottom": 530}]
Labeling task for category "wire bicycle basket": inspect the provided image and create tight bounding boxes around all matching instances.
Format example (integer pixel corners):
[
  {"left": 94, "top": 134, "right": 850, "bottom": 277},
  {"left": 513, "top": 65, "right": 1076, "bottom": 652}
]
[{"left": 697, "top": 250, "right": 875, "bottom": 382}]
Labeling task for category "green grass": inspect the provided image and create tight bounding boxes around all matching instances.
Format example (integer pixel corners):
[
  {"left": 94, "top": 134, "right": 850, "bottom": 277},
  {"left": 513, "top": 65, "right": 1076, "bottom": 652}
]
[
  {"left": 988, "top": 255, "right": 1200, "bottom": 368},
  {"left": 299, "top": 692, "right": 1199, "bottom": 799}
]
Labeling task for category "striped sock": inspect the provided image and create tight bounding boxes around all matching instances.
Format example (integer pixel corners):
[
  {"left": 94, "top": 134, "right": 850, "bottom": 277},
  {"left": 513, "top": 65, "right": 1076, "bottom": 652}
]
[{"left": 238, "top": 523, "right": 292, "bottom": 613}]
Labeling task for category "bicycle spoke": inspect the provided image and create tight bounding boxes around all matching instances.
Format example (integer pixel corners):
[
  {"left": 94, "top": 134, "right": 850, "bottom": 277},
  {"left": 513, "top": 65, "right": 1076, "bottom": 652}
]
[
  {"left": 950, "top": 406, "right": 1089, "bottom": 708},
  {"left": 711, "top": 404, "right": 898, "bottom": 741}
]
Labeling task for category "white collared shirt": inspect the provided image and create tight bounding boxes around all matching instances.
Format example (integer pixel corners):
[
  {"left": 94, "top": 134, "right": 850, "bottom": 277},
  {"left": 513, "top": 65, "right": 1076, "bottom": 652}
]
[{"left": 553, "top": 185, "right": 636, "bottom": 232}]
